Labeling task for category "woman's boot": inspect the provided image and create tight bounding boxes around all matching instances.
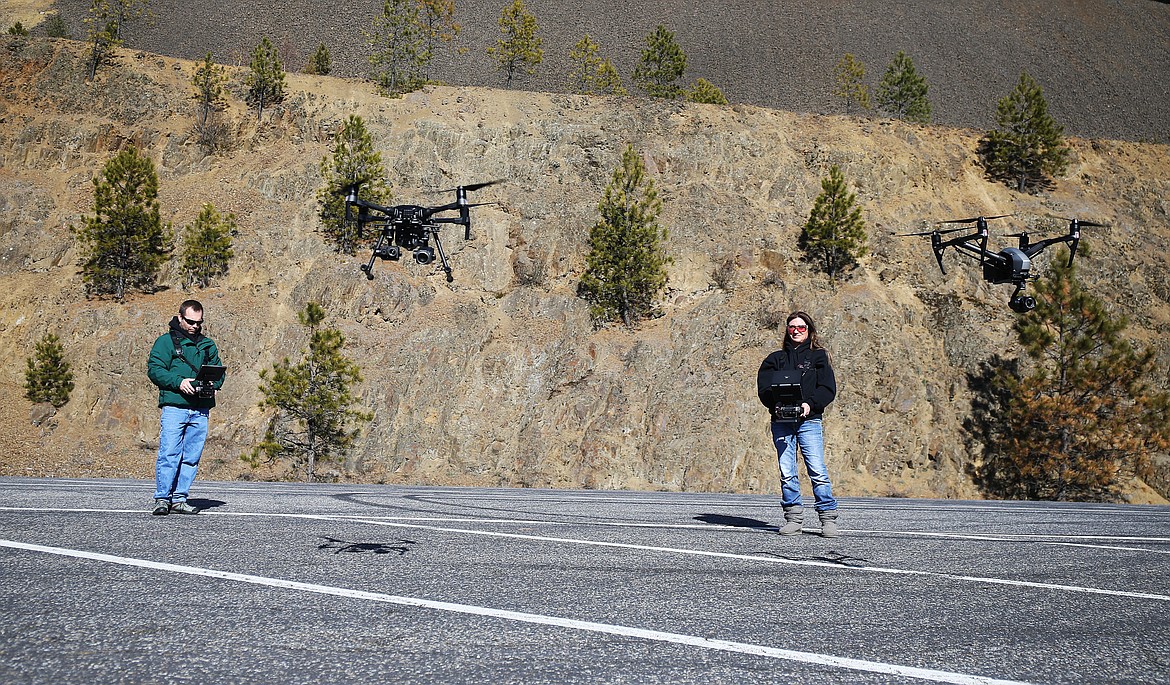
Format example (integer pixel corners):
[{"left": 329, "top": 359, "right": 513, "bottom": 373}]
[
  {"left": 818, "top": 509, "right": 839, "bottom": 538},
  {"left": 779, "top": 505, "right": 804, "bottom": 536}
]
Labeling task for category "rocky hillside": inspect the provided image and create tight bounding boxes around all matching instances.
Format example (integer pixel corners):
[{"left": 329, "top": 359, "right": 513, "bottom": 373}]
[
  {"left": 1, "top": 37, "right": 1168, "bottom": 501},
  {"left": 43, "top": 0, "right": 1170, "bottom": 143}
]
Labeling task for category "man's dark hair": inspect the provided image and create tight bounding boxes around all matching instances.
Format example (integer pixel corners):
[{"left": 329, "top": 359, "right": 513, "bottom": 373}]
[{"left": 180, "top": 299, "right": 204, "bottom": 315}]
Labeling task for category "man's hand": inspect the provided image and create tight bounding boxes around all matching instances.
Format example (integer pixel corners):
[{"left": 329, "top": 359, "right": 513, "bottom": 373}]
[{"left": 179, "top": 378, "right": 196, "bottom": 396}]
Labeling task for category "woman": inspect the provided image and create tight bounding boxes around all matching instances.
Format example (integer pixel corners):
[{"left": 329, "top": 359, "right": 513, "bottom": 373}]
[{"left": 756, "top": 311, "right": 839, "bottom": 537}]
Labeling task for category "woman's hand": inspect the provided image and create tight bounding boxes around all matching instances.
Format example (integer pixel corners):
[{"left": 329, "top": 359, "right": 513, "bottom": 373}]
[{"left": 801, "top": 402, "right": 811, "bottom": 417}]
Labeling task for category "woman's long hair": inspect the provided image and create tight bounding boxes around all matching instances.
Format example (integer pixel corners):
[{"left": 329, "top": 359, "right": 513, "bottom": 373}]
[{"left": 784, "top": 310, "right": 825, "bottom": 351}]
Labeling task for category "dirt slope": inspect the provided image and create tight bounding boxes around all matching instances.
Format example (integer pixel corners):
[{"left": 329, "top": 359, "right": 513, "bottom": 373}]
[{"left": 1, "top": 37, "right": 1168, "bottom": 502}]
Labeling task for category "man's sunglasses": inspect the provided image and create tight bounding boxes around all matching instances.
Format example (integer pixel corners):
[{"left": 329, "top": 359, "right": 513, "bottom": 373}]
[{"left": 181, "top": 315, "right": 204, "bottom": 326}]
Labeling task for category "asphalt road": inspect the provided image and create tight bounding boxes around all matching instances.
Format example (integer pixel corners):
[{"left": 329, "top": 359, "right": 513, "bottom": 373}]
[{"left": 1, "top": 478, "right": 1168, "bottom": 684}]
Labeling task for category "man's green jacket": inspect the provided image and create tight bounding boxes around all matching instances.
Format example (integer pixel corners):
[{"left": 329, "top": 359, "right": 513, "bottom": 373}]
[{"left": 147, "top": 317, "right": 225, "bottom": 409}]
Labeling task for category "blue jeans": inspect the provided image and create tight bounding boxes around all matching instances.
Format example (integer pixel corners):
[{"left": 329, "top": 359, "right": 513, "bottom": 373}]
[
  {"left": 771, "top": 418, "right": 837, "bottom": 511},
  {"left": 154, "top": 406, "right": 210, "bottom": 502}
]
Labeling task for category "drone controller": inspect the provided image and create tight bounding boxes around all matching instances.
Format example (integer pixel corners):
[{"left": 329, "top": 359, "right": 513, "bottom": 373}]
[
  {"left": 192, "top": 364, "right": 225, "bottom": 399},
  {"left": 773, "top": 404, "right": 803, "bottom": 422},
  {"left": 345, "top": 181, "right": 500, "bottom": 282},
  {"left": 757, "top": 370, "right": 805, "bottom": 424}
]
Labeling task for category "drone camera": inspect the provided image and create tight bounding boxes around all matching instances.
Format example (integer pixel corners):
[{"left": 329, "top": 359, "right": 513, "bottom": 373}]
[
  {"left": 1009, "top": 295, "right": 1037, "bottom": 313},
  {"left": 413, "top": 246, "right": 436, "bottom": 265},
  {"left": 374, "top": 244, "right": 401, "bottom": 261}
]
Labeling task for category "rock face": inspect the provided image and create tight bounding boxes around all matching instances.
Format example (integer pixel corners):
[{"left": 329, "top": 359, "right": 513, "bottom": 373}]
[{"left": 1, "top": 38, "right": 1168, "bottom": 500}]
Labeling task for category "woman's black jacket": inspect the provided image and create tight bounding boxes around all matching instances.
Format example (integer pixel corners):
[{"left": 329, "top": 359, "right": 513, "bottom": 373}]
[{"left": 756, "top": 342, "right": 837, "bottom": 420}]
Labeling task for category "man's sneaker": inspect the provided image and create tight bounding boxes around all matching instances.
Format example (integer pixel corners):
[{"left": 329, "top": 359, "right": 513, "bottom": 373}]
[
  {"left": 152, "top": 499, "right": 170, "bottom": 516},
  {"left": 169, "top": 501, "right": 200, "bottom": 515}
]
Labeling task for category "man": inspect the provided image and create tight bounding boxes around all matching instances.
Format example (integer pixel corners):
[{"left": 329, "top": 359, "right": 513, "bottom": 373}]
[{"left": 146, "top": 300, "right": 225, "bottom": 515}]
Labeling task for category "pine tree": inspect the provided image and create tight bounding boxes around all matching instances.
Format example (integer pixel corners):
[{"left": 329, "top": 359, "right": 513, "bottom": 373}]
[
  {"left": 105, "top": 0, "right": 152, "bottom": 40},
  {"left": 568, "top": 35, "right": 626, "bottom": 95},
  {"left": 367, "top": 0, "right": 427, "bottom": 96},
  {"left": 317, "top": 115, "right": 392, "bottom": 255},
  {"left": 687, "top": 77, "right": 728, "bottom": 105},
  {"left": 83, "top": 0, "right": 152, "bottom": 78},
  {"left": 632, "top": 25, "right": 686, "bottom": 99},
  {"left": 418, "top": 0, "right": 461, "bottom": 81},
  {"left": 192, "top": 52, "right": 225, "bottom": 126},
  {"left": 25, "top": 334, "right": 75, "bottom": 408},
  {"left": 191, "top": 52, "right": 229, "bottom": 152},
  {"left": 971, "top": 247, "right": 1170, "bottom": 501},
  {"left": 832, "top": 54, "right": 870, "bottom": 114},
  {"left": 875, "top": 51, "right": 931, "bottom": 124},
  {"left": 44, "top": 14, "right": 70, "bottom": 38},
  {"left": 594, "top": 59, "right": 627, "bottom": 96},
  {"left": 579, "top": 145, "right": 672, "bottom": 327},
  {"left": 980, "top": 72, "right": 1070, "bottom": 193},
  {"left": 799, "top": 165, "right": 868, "bottom": 282},
  {"left": 568, "top": 35, "right": 627, "bottom": 96},
  {"left": 74, "top": 147, "right": 172, "bottom": 300},
  {"left": 488, "top": 0, "right": 542, "bottom": 85},
  {"left": 180, "top": 203, "right": 235, "bottom": 288},
  {"left": 305, "top": 42, "right": 331, "bottom": 75},
  {"left": 252, "top": 303, "right": 372, "bottom": 482},
  {"left": 568, "top": 35, "right": 602, "bottom": 94},
  {"left": 245, "top": 36, "right": 285, "bottom": 119},
  {"left": 189, "top": 52, "right": 228, "bottom": 153},
  {"left": 83, "top": 0, "right": 120, "bottom": 79}
]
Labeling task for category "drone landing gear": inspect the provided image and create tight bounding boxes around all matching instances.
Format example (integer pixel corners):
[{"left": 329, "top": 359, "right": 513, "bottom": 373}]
[
  {"left": 1008, "top": 283, "right": 1036, "bottom": 313},
  {"left": 431, "top": 234, "right": 454, "bottom": 283}
]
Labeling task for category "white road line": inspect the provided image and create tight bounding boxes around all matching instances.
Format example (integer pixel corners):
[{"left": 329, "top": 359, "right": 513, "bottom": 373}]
[
  {"left": 0, "top": 538, "right": 1034, "bottom": 685},
  {"left": 1040, "top": 541, "right": 1170, "bottom": 554},
  {"left": 2, "top": 506, "right": 1169, "bottom": 600}
]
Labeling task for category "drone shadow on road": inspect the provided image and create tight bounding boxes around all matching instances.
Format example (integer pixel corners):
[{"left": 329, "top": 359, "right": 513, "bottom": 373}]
[
  {"left": 317, "top": 535, "right": 416, "bottom": 556},
  {"left": 753, "top": 549, "right": 873, "bottom": 567}
]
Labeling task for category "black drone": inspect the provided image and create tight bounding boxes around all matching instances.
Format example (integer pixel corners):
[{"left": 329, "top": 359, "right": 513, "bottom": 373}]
[
  {"left": 900, "top": 215, "right": 1106, "bottom": 312},
  {"left": 344, "top": 180, "right": 500, "bottom": 282}
]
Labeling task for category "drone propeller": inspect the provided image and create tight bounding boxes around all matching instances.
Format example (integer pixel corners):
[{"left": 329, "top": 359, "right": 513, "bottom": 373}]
[
  {"left": 1049, "top": 217, "right": 1109, "bottom": 228},
  {"left": 938, "top": 214, "right": 1013, "bottom": 225},
  {"left": 435, "top": 180, "right": 504, "bottom": 194},
  {"left": 898, "top": 225, "right": 971, "bottom": 237},
  {"left": 1038, "top": 215, "right": 1109, "bottom": 228}
]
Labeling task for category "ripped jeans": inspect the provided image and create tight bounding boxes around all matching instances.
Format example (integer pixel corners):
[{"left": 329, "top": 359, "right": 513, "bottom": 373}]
[{"left": 771, "top": 418, "right": 837, "bottom": 511}]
